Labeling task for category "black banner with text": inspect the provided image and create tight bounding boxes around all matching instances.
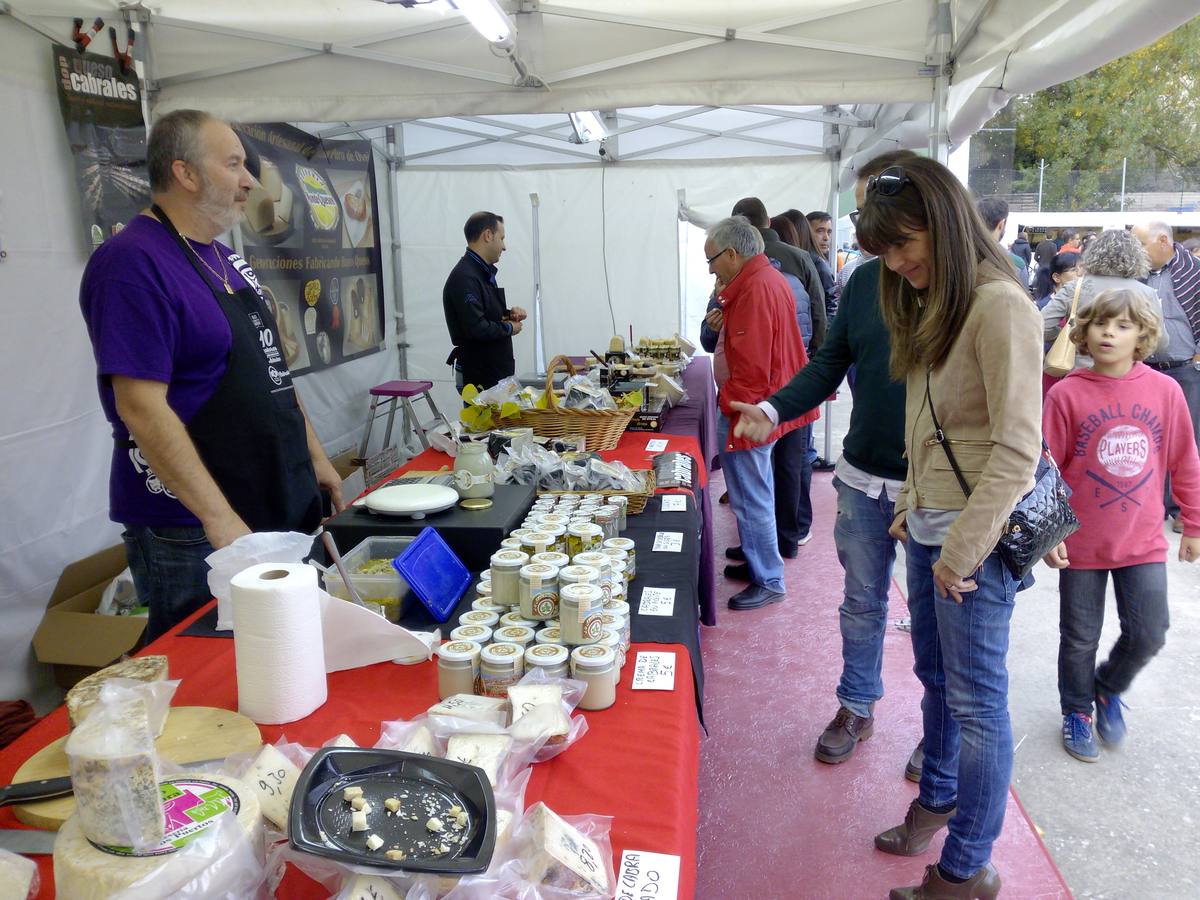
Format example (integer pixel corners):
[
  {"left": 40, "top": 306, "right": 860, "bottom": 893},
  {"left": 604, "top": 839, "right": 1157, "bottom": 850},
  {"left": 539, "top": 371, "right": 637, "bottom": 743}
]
[
  {"left": 52, "top": 43, "right": 150, "bottom": 250},
  {"left": 233, "top": 123, "right": 385, "bottom": 376}
]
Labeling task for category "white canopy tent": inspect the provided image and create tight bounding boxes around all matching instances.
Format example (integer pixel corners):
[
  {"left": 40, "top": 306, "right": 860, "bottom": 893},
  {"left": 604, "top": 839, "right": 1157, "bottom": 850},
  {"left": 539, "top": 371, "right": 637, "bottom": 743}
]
[{"left": 0, "top": 0, "right": 1194, "bottom": 705}]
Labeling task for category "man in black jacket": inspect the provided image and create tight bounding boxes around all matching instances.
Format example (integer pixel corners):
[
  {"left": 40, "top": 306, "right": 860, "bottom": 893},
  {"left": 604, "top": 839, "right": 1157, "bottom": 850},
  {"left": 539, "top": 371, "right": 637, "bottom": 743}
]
[{"left": 443, "top": 211, "right": 526, "bottom": 391}]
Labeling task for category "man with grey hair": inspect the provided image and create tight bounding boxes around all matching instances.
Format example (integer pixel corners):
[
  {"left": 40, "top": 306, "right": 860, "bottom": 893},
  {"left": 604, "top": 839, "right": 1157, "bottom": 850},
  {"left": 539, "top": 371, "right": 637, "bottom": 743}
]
[
  {"left": 79, "top": 109, "right": 343, "bottom": 640},
  {"left": 1132, "top": 220, "right": 1200, "bottom": 529},
  {"left": 705, "top": 216, "right": 814, "bottom": 610}
]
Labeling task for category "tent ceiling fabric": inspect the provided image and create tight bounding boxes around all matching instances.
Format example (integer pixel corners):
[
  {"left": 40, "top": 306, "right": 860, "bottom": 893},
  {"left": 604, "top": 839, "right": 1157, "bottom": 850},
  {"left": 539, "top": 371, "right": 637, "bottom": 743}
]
[{"left": 10, "top": 1, "right": 1195, "bottom": 168}]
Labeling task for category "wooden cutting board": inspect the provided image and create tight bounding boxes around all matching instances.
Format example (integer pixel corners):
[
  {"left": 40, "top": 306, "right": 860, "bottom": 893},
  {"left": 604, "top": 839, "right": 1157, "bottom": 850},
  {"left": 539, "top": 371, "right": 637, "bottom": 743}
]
[{"left": 11, "top": 706, "right": 261, "bottom": 830}]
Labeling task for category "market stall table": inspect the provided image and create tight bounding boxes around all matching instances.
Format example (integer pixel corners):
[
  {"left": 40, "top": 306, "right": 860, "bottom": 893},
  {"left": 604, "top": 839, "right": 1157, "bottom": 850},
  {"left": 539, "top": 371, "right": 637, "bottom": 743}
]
[{"left": 0, "top": 433, "right": 706, "bottom": 898}]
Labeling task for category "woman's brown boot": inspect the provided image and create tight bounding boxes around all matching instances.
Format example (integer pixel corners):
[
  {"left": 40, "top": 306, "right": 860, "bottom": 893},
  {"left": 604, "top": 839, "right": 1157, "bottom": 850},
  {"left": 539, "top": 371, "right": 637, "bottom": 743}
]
[
  {"left": 874, "top": 799, "right": 955, "bottom": 856},
  {"left": 889, "top": 863, "right": 1001, "bottom": 899}
]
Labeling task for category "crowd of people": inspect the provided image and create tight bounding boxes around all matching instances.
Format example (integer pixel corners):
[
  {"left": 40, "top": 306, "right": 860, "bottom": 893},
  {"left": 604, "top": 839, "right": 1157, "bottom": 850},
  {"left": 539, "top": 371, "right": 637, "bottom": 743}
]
[{"left": 707, "top": 153, "right": 1200, "bottom": 898}]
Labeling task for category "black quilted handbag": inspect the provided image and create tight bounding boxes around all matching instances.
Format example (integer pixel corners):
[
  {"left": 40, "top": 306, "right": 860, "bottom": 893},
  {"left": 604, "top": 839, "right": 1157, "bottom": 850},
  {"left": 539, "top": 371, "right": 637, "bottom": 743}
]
[{"left": 925, "top": 372, "right": 1079, "bottom": 580}]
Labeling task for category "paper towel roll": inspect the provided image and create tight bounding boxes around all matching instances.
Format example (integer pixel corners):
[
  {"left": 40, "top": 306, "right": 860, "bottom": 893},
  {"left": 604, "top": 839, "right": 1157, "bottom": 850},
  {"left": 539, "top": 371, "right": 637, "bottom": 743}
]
[{"left": 231, "top": 563, "right": 328, "bottom": 724}]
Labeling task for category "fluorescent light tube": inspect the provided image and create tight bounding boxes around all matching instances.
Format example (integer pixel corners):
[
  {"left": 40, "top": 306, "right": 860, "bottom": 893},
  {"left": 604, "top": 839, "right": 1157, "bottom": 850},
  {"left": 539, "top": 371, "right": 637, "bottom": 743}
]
[{"left": 449, "top": 0, "right": 513, "bottom": 47}]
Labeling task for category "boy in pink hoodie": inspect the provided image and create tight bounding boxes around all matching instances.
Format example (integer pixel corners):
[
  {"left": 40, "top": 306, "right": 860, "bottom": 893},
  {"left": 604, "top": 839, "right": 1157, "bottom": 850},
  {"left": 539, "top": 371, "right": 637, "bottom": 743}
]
[{"left": 1043, "top": 288, "right": 1200, "bottom": 762}]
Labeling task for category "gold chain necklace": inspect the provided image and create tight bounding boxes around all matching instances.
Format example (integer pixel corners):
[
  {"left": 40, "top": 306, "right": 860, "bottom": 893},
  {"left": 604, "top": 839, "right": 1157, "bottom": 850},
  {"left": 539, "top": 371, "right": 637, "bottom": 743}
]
[{"left": 188, "top": 239, "right": 233, "bottom": 294}]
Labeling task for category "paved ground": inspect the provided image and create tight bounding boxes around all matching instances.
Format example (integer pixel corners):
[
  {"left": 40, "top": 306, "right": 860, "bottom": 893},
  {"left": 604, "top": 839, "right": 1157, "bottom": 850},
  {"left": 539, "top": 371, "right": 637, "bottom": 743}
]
[{"left": 813, "top": 387, "right": 1200, "bottom": 899}]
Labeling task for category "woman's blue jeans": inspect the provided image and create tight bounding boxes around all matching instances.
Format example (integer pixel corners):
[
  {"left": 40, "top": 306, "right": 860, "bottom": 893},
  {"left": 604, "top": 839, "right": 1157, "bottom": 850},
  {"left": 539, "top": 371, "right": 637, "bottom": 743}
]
[{"left": 905, "top": 538, "right": 1018, "bottom": 879}]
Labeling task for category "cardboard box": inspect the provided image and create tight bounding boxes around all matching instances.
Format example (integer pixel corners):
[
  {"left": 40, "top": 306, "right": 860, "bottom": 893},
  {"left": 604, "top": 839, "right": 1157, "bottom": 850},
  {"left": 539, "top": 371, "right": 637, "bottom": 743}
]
[{"left": 32, "top": 545, "right": 145, "bottom": 689}]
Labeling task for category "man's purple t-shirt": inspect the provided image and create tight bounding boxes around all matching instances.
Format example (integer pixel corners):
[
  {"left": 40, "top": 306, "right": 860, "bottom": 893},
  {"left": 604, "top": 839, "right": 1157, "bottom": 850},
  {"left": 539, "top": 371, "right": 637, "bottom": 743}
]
[{"left": 80, "top": 214, "right": 262, "bottom": 527}]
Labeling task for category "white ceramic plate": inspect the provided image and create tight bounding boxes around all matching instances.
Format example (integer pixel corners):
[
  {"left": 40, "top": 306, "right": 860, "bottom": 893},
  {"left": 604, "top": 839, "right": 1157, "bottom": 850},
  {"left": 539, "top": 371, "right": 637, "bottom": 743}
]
[{"left": 355, "top": 483, "right": 459, "bottom": 518}]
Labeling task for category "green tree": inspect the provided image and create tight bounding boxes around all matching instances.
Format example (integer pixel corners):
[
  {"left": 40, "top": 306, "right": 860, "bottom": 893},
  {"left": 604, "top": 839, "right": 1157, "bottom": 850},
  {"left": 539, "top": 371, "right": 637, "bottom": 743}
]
[{"left": 1005, "top": 15, "right": 1200, "bottom": 209}]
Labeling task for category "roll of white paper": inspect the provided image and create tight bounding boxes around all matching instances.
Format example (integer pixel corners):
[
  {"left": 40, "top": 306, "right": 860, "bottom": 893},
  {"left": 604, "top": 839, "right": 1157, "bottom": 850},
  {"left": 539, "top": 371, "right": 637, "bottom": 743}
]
[{"left": 231, "top": 563, "right": 327, "bottom": 724}]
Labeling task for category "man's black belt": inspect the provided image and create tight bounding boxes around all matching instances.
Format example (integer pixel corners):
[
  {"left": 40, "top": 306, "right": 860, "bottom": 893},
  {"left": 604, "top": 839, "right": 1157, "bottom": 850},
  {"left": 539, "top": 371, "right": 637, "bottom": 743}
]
[{"left": 1147, "top": 358, "right": 1192, "bottom": 371}]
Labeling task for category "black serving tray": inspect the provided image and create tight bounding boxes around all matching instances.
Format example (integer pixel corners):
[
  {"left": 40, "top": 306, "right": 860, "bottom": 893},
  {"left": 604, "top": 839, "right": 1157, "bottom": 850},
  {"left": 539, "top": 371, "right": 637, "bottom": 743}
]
[{"left": 289, "top": 748, "right": 496, "bottom": 874}]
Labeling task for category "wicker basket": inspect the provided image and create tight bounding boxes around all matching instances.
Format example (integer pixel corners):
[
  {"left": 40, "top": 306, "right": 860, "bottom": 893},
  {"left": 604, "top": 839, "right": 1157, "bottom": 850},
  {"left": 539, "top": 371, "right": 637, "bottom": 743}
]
[
  {"left": 514, "top": 355, "right": 635, "bottom": 451},
  {"left": 536, "top": 470, "right": 657, "bottom": 515}
]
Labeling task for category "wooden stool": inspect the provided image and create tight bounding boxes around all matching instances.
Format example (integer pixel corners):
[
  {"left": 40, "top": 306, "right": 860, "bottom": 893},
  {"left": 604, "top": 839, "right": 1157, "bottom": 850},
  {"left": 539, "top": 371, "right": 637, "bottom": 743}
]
[{"left": 357, "top": 380, "right": 445, "bottom": 460}]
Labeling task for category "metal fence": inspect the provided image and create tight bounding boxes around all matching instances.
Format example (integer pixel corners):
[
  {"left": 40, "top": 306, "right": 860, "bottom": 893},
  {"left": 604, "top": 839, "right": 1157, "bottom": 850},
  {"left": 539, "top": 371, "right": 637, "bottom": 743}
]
[{"left": 970, "top": 163, "right": 1200, "bottom": 213}]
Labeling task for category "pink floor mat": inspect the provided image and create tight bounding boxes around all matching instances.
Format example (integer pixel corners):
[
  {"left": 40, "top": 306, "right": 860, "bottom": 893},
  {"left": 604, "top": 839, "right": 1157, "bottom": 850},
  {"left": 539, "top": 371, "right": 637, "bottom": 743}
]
[{"left": 696, "top": 471, "right": 1072, "bottom": 899}]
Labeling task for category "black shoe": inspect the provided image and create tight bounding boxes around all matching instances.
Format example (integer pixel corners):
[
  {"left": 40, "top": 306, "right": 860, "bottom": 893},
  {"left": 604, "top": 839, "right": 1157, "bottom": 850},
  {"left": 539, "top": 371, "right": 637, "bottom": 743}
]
[
  {"left": 812, "top": 457, "right": 836, "bottom": 472},
  {"left": 779, "top": 542, "right": 798, "bottom": 559},
  {"left": 904, "top": 738, "right": 925, "bottom": 782},
  {"left": 725, "top": 546, "right": 746, "bottom": 561},
  {"left": 728, "top": 584, "right": 785, "bottom": 610},
  {"left": 723, "top": 563, "right": 751, "bottom": 581}
]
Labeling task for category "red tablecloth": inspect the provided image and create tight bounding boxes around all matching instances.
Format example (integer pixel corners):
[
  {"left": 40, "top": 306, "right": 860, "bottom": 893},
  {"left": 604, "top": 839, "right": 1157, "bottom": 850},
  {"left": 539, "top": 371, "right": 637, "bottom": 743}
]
[
  {"left": 0, "top": 428, "right": 704, "bottom": 898},
  {"left": 1, "top": 619, "right": 698, "bottom": 897}
]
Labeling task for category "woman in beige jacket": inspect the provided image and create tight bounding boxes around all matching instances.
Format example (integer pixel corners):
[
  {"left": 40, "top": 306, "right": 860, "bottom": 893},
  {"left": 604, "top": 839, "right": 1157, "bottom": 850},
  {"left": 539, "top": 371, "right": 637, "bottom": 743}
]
[{"left": 854, "top": 158, "right": 1043, "bottom": 900}]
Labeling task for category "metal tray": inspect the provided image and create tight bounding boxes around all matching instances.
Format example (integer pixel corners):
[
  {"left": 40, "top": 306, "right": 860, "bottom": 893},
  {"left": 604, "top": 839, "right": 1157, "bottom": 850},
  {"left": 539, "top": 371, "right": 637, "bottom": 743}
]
[{"left": 289, "top": 748, "right": 496, "bottom": 874}]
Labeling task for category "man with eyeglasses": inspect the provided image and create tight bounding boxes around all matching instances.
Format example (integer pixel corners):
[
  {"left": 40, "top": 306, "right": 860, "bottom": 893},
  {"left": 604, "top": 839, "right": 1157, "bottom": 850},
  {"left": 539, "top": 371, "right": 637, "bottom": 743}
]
[
  {"left": 729, "top": 150, "right": 928, "bottom": 775},
  {"left": 706, "top": 216, "right": 815, "bottom": 610}
]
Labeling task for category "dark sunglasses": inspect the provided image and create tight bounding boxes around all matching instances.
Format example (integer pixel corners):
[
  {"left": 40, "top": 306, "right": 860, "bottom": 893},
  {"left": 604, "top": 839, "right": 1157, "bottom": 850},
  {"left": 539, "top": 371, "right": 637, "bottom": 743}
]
[
  {"left": 706, "top": 247, "right": 730, "bottom": 265},
  {"left": 865, "top": 166, "right": 911, "bottom": 197}
]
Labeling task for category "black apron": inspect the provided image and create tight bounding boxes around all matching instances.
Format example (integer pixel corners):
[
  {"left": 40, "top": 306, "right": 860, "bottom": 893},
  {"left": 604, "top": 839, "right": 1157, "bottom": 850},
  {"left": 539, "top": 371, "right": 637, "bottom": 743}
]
[{"left": 122, "top": 207, "right": 322, "bottom": 534}]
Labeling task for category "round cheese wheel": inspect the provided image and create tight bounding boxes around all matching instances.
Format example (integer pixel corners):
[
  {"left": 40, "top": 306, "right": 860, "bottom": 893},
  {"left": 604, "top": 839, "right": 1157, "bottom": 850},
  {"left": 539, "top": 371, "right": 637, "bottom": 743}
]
[{"left": 53, "top": 773, "right": 262, "bottom": 900}]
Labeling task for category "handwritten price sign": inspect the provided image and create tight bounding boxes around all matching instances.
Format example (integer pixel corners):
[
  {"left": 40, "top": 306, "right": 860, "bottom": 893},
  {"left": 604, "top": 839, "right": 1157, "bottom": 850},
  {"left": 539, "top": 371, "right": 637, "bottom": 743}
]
[
  {"left": 638, "top": 587, "right": 676, "bottom": 617},
  {"left": 617, "top": 850, "right": 681, "bottom": 900},
  {"left": 631, "top": 651, "right": 676, "bottom": 691}
]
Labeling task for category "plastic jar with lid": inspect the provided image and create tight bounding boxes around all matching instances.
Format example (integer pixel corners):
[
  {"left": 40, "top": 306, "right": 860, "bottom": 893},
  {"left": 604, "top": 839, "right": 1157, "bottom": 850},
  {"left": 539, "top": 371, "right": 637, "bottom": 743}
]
[
  {"left": 609, "top": 495, "right": 629, "bottom": 531},
  {"left": 474, "top": 580, "right": 494, "bottom": 602},
  {"left": 450, "top": 624, "right": 493, "bottom": 645},
  {"left": 583, "top": 493, "right": 605, "bottom": 503},
  {"left": 536, "top": 523, "right": 567, "bottom": 554},
  {"left": 532, "top": 551, "right": 571, "bottom": 569},
  {"left": 493, "top": 624, "right": 535, "bottom": 651},
  {"left": 559, "top": 564, "right": 601, "bottom": 588},
  {"left": 600, "top": 613, "right": 629, "bottom": 653},
  {"left": 509, "top": 528, "right": 535, "bottom": 542},
  {"left": 559, "top": 582, "right": 604, "bottom": 646},
  {"left": 437, "top": 640, "right": 482, "bottom": 699},
  {"left": 499, "top": 611, "right": 539, "bottom": 629},
  {"left": 489, "top": 549, "right": 529, "bottom": 606},
  {"left": 571, "top": 644, "right": 617, "bottom": 710},
  {"left": 520, "top": 532, "right": 555, "bottom": 558},
  {"left": 592, "top": 506, "right": 619, "bottom": 541},
  {"left": 536, "top": 512, "right": 569, "bottom": 527},
  {"left": 559, "top": 493, "right": 582, "bottom": 503},
  {"left": 499, "top": 537, "right": 525, "bottom": 553},
  {"left": 572, "top": 552, "right": 613, "bottom": 601},
  {"left": 518, "top": 563, "right": 560, "bottom": 621},
  {"left": 524, "top": 643, "right": 570, "bottom": 679},
  {"left": 471, "top": 597, "right": 507, "bottom": 615},
  {"left": 603, "top": 538, "right": 636, "bottom": 580},
  {"left": 534, "top": 626, "right": 563, "bottom": 646},
  {"left": 606, "top": 579, "right": 627, "bottom": 607},
  {"left": 597, "top": 628, "right": 624, "bottom": 670},
  {"left": 458, "top": 609, "right": 500, "bottom": 629},
  {"left": 602, "top": 599, "right": 630, "bottom": 619},
  {"left": 609, "top": 559, "right": 629, "bottom": 590},
  {"left": 479, "top": 642, "right": 525, "bottom": 698},
  {"left": 566, "top": 523, "right": 604, "bottom": 557}
]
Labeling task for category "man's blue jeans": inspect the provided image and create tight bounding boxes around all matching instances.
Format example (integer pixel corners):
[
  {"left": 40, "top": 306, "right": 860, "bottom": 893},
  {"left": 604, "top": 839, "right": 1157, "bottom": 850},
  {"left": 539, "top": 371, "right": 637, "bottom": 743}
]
[
  {"left": 832, "top": 477, "right": 897, "bottom": 718},
  {"left": 1161, "top": 362, "right": 1200, "bottom": 517},
  {"left": 717, "top": 413, "right": 784, "bottom": 593},
  {"left": 122, "top": 525, "right": 214, "bottom": 642},
  {"left": 906, "top": 538, "right": 1018, "bottom": 879}
]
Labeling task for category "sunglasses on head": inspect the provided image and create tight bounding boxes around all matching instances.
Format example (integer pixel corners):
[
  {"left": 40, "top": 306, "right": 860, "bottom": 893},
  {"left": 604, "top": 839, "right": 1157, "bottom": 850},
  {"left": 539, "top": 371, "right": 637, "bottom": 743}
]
[{"left": 865, "top": 166, "right": 911, "bottom": 197}]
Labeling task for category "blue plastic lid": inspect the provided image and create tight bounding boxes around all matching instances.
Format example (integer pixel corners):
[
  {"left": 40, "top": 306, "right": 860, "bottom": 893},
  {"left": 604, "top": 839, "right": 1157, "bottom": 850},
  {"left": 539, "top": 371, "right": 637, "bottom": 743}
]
[{"left": 392, "top": 527, "right": 470, "bottom": 623}]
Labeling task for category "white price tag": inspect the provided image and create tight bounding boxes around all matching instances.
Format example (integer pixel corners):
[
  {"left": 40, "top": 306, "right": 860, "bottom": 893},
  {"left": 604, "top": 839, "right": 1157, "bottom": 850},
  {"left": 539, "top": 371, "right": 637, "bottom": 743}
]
[
  {"left": 638, "top": 587, "right": 676, "bottom": 617},
  {"left": 652, "top": 531, "right": 683, "bottom": 552},
  {"left": 631, "top": 651, "right": 676, "bottom": 691},
  {"left": 617, "top": 850, "right": 682, "bottom": 900},
  {"left": 660, "top": 494, "right": 687, "bottom": 512},
  {"left": 645, "top": 438, "right": 670, "bottom": 452}
]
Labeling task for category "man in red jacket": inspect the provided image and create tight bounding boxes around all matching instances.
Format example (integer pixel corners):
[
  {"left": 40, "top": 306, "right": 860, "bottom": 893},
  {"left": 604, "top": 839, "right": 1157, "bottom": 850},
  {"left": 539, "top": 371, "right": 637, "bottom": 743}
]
[{"left": 707, "top": 215, "right": 815, "bottom": 610}]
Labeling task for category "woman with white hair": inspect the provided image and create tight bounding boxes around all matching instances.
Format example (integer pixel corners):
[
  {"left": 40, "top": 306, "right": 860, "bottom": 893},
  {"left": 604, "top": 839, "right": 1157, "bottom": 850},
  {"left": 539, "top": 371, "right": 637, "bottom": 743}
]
[{"left": 1042, "top": 229, "right": 1166, "bottom": 369}]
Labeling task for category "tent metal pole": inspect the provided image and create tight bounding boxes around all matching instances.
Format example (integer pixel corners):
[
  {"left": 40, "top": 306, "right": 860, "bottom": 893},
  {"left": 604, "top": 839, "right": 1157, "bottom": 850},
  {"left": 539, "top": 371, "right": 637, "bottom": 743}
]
[
  {"left": 385, "top": 125, "right": 409, "bottom": 383},
  {"left": 926, "top": 0, "right": 953, "bottom": 164},
  {"left": 531, "top": 192, "right": 547, "bottom": 375},
  {"left": 130, "top": 7, "right": 159, "bottom": 124},
  {"left": 677, "top": 189, "right": 688, "bottom": 339},
  {"left": 823, "top": 144, "right": 842, "bottom": 465}
]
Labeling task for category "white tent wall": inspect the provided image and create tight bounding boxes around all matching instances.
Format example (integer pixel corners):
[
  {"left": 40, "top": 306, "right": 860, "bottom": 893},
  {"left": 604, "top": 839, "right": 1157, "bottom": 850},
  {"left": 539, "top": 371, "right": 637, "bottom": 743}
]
[
  {"left": 393, "top": 155, "right": 830, "bottom": 418},
  {"left": 0, "top": 16, "right": 400, "bottom": 708}
]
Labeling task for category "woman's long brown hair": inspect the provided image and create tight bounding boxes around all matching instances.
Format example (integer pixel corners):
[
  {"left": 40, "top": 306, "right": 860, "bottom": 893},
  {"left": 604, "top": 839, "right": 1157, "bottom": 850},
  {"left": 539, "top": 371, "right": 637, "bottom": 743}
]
[{"left": 854, "top": 156, "right": 1023, "bottom": 379}]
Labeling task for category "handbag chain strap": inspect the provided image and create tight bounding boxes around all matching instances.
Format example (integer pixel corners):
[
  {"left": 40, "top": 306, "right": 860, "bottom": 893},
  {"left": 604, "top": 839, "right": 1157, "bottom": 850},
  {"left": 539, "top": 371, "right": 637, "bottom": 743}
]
[{"left": 923, "top": 368, "right": 1054, "bottom": 503}]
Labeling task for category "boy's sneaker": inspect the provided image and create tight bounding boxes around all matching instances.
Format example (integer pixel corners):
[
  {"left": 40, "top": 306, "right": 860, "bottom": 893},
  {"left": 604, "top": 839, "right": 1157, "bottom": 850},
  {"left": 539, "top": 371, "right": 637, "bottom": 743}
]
[
  {"left": 1095, "top": 690, "right": 1128, "bottom": 744},
  {"left": 1062, "top": 713, "right": 1100, "bottom": 762}
]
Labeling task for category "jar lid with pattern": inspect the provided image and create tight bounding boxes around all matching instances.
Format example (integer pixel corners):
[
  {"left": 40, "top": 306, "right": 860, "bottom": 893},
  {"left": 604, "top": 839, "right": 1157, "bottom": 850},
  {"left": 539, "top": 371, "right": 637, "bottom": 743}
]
[
  {"left": 525, "top": 643, "right": 569, "bottom": 668},
  {"left": 571, "top": 643, "right": 615, "bottom": 670},
  {"left": 490, "top": 549, "right": 529, "bottom": 569}
]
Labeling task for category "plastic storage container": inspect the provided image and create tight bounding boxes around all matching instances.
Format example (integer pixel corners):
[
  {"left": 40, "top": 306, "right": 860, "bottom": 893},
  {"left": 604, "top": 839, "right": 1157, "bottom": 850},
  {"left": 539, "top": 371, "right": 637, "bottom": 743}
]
[{"left": 318, "top": 535, "right": 415, "bottom": 622}]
